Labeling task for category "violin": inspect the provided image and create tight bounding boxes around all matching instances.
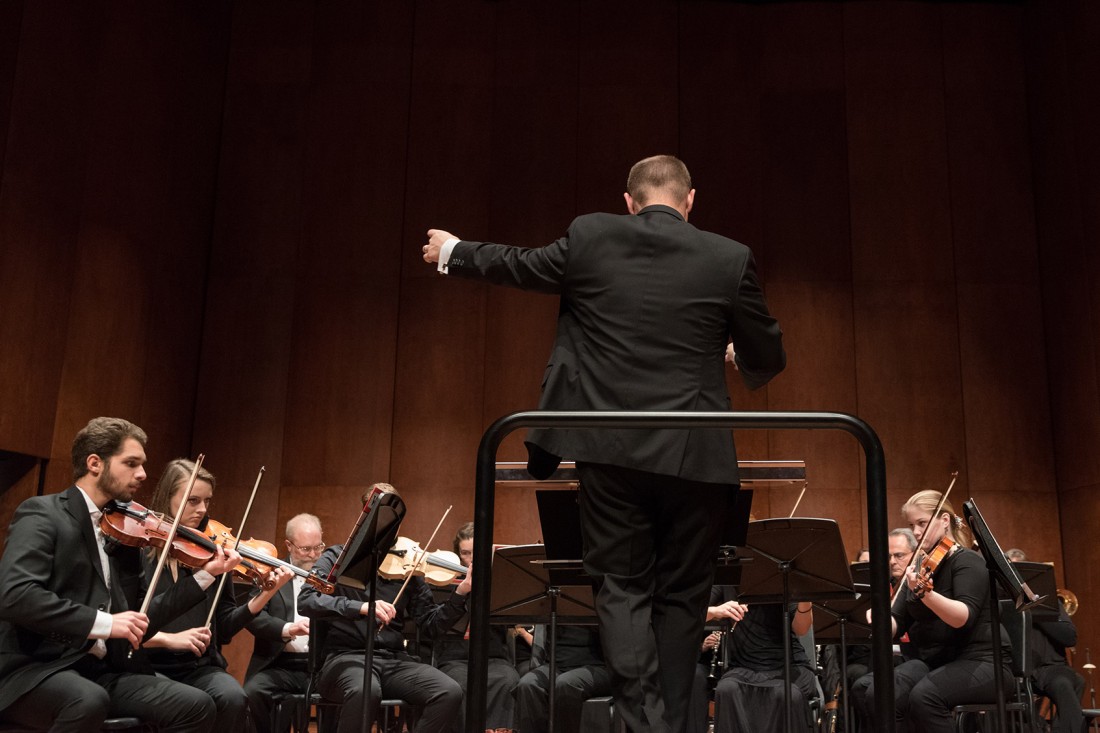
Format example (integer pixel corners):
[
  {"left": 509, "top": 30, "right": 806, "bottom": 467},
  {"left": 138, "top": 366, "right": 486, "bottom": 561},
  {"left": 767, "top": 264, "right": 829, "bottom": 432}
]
[
  {"left": 101, "top": 501, "right": 335, "bottom": 594},
  {"left": 911, "top": 535, "right": 958, "bottom": 598},
  {"left": 379, "top": 536, "right": 467, "bottom": 587}
]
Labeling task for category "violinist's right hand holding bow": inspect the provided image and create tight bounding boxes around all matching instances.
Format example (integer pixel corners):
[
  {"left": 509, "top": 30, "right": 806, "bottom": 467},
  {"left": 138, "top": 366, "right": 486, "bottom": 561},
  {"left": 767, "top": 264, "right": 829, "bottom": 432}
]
[
  {"left": 109, "top": 610, "right": 150, "bottom": 649},
  {"left": 361, "top": 599, "right": 397, "bottom": 626}
]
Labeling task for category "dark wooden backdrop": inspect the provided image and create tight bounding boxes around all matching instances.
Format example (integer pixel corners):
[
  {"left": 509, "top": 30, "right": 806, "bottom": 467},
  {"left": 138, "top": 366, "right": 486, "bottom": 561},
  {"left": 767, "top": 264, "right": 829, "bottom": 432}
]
[{"left": 1, "top": 0, "right": 1096, "bottom": 684}]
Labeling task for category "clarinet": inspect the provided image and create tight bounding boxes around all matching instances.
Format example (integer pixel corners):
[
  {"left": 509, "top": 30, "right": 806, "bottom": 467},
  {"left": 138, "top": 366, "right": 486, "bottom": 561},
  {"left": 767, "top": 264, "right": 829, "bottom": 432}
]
[{"left": 707, "top": 631, "right": 725, "bottom": 684}]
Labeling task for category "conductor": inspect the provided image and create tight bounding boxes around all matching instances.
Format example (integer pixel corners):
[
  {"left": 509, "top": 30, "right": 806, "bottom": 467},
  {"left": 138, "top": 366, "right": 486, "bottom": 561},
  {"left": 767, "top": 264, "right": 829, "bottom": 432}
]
[{"left": 422, "top": 155, "right": 785, "bottom": 733}]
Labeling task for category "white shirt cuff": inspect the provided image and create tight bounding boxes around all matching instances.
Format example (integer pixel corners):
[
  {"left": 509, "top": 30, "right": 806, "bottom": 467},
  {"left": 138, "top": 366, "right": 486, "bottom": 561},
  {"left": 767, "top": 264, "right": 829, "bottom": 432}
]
[
  {"left": 193, "top": 570, "right": 216, "bottom": 590},
  {"left": 90, "top": 610, "right": 113, "bottom": 640},
  {"left": 438, "top": 238, "right": 459, "bottom": 274}
]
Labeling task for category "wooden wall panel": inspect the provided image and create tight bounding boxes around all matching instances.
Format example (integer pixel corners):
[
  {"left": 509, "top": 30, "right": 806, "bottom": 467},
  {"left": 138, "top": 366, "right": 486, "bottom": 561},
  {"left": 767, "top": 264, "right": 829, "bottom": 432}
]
[
  {"left": 0, "top": 1, "right": 101, "bottom": 458},
  {"left": 281, "top": 2, "right": 414, "bottom": 492},
  {"left": 577, "top": 1, "right": 679, "bottom": 213},
  {"left": 845, "top": 3, "right": 954, "bottom": 285},
  {"left": 854, "top": 284, "right": 967, "bottom": 490},
  {"left": 391, "top": 1, "right": 496, "bottom": 545},
  {"left": 0, "top": 0, "right": 21, "bottom": 173},
  {"left": 192, "top": 1, "right": 316, "bottom": 541},
  {"left": 483, "top": 3, "right": 580, "bottom": 544}
]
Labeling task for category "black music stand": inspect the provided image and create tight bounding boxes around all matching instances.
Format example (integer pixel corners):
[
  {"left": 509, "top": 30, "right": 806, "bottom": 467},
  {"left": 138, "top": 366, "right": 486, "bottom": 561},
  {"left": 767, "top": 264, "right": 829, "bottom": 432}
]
[
  {"left": 813, "top": 562, "right": 873, "bottom": 733},
  {"left": 327, "top": 490, "right": 406, "bottom": 733},
  {"left": 733, "top": 518, "right": 855, "bottom": 733},
  {"left": 963, "top": 498, "right": 1047, "bottom": 733},
  {"left": 488, "top": 544, "right": 595, "bottom": 733}
]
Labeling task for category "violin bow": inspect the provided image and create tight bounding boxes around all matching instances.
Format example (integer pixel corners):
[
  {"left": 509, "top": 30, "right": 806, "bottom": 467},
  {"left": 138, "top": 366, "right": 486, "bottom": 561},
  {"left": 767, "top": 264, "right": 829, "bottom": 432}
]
[
  {"left": 204, "top": 466, "right": 265, "bottom": 629},
  {"left": 890, "top": 471, "right": 958, "bottom": 607},
  {"left": 788, "top": 483, "right": 808, "bottom": 519},
  {"left": 131, "top": 454, "right": 205, "bottom": 654},
  {"left": 385, "top": 505, "right": 452, "bottom": 620}
]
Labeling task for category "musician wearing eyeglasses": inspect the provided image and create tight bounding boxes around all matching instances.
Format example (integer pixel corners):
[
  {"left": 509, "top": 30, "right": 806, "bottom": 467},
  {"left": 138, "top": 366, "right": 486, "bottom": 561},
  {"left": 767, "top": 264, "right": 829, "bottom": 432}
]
[
  {"left": 298, "top": 484, "right": 469, "bottom": 733},
  {"left": 856, "top": 490, "right": 1012, "bottom": 733},
  {"left": 243, "top": 513, "right": 326, "bottom": 733}
]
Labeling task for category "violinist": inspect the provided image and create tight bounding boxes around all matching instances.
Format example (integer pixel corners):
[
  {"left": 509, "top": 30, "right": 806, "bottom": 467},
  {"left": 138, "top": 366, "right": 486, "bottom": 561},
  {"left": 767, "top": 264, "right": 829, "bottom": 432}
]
[
  {"left": 297, "top": 483, "right": 467, "bottom": 733},
  {"left": 244, "top": 512, "right": 326, "bottom": 733},
  {"left": 856, "top": 490, "right": 1011, "bottom": 733},
  {"left": 431, "top": 522, "right": 518, "bottom": 733},
  {"left": 142, "top": 458, "right": 295, "bottom": 731},
  {"left": 0, "top": 417, "right": 217, "bottom": 732}
]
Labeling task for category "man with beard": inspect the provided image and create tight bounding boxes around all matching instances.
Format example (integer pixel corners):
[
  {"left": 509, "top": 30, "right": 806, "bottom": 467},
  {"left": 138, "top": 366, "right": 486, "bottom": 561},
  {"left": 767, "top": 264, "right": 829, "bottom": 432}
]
[
  {"left": 0, "top": 416, "right": 236, "bottom": 732},
  {"left": 244, "top": 513, "right": 326, "bottom": 733}
]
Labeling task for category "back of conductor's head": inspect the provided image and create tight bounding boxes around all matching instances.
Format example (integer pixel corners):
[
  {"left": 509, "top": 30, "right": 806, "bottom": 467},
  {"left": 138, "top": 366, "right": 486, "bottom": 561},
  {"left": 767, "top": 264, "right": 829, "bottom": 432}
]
[{"left": 625, "top": 155, "right": 695, "bottom": 218}]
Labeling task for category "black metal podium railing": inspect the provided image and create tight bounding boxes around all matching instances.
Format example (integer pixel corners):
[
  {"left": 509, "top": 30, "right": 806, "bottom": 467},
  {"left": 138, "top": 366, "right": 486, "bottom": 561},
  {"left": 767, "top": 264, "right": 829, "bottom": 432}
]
[{"left": 464, "top": 410, "right": 893, "bottom": 733}]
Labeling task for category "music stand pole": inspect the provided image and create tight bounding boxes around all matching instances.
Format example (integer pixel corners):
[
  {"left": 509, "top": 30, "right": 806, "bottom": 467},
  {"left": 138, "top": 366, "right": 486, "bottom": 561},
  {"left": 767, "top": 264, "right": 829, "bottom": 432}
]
[{"left": 361, "top": 551, "right": 380, "bottom": 733}]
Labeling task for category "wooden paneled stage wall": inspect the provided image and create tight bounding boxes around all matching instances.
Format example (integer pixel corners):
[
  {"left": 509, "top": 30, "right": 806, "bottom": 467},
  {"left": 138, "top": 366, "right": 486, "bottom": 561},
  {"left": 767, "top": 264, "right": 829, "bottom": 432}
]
[{"left": 1, "top": 0, "right": 1097, "bottom": 683}]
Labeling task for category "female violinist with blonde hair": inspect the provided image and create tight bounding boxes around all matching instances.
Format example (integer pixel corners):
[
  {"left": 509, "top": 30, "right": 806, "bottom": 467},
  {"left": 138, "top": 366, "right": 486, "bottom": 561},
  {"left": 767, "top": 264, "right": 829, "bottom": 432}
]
[{"left": 856, "top": 489, "right": 1011, "bottom": 732}]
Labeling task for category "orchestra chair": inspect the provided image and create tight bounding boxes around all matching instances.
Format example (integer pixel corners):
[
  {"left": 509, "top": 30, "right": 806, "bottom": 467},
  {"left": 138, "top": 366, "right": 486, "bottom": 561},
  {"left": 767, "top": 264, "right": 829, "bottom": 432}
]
[
  {"left": 951, "top": 599, "right": 1036, "bottom": 733},
  {"left": 270, "top": 618, "right": 412, "bottom": 733}
]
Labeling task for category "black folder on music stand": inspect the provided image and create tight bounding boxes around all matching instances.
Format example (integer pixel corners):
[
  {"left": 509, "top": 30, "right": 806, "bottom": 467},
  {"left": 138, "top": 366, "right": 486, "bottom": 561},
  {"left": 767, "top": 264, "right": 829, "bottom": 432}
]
[
  {"left": 326, "top": 488, "right": 406, "bottom": 733},
  {"left": 733, "top": 517, "right": 855, "bottom": 733}
]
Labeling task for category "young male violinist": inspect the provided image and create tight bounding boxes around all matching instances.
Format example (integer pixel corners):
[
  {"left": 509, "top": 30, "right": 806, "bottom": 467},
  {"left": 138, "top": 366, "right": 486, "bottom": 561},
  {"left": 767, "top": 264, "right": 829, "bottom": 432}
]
[
  {"left": 298, "top": 483, "right": 470, "bottom": 733},
  {"left": 0, "top": 417, "right": 234, "bottom": 732}
]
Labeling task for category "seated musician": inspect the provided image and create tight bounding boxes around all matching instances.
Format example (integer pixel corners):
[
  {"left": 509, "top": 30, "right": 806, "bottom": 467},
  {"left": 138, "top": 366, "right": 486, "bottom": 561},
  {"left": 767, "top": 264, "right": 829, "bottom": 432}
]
[
  {"left": 243, "top": 513, "right": 326, "bottom": 733},
  {"left": 142, "top": 458, "right": 294, "bottom": 731},
  {"left": 515, "top": 624, "right": 611, "bottom": 733},
  {"left": 431, "top": 522, "right": 519, "bottom": 733},
  {"left": 297, "top": 483, "right": 466, "bottom": 733},
  {"left": 856, "top": 490, "right": 1012, "bottom": 733},
  {"left": 1008, "top": 552, "right": 1085, "bottom": 733},
  {"left": 0, "top": 417, "right": 219, "bottom": 732},
  {"left": 686, "top": 592, "right": 749, "bottom": 733},
  {"left": 711, "top": 586, "right": 818, "bottom": 733},
  {"left": 846, "top": 527, "right": 916, "bottom": 731}
]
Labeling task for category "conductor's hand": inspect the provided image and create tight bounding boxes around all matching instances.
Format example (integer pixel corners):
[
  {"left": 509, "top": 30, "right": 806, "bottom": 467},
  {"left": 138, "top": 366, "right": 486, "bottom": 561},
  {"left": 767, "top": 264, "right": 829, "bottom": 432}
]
[
  {"left": 109, "top": 610, "right": 149, "bottom": 649},
  {"left": 362, "top": 599, "right": 397, "bottom": 626},
  {"left": 423, "top": 229, "right": 457, "bottom": 264}
]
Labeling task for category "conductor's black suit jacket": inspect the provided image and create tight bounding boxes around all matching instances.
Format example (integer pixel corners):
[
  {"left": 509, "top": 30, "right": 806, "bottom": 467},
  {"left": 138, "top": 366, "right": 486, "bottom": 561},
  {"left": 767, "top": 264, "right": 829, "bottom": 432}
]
[
  {"left": 447, "top": 204, "right": 786, "bottom": 484},
  {"left": 0, "top": 486, "right": 206, "bottom": 713}
]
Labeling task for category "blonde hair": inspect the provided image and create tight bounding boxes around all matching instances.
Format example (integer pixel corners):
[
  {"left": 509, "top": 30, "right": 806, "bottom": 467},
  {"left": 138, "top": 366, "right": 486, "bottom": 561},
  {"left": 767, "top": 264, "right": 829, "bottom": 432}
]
[
  {"left": 901, "top": 489, "right": 973, "bottom": 549},
  {"left": 149, "top": 458, "right": 215, "bottom": 518}
]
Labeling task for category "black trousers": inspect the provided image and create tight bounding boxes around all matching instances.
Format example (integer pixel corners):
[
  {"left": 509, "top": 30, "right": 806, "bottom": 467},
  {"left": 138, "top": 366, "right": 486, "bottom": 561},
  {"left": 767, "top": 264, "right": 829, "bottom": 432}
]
[
  {"left": 1033, "top": 663, "right": 1086, "bottom": 733},
  {"left": 317, "top": 651, "right": 462, "bottom": 733},
  {"left": 515, "top": 662, "right": 612, "bottom": 733},
  {"left": 244, "top": 659, "right": 310, "bottom": 733},
  {"left": 577, "top": 463, "right": 733, "bottom": 733},
  {"left": 437, "top": 657, "right": 519, "bottom": 732},
  {"left": 0, "top": 665, "right": 215, "bottom": 733},
  {"left": 858, "top": 657, "right": 1010, "bottom": 733}
]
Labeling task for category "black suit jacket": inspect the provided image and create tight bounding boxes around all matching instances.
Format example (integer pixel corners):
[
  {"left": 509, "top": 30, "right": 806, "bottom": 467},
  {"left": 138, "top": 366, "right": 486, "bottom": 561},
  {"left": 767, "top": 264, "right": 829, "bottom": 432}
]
[
  {"left": 448, "top": 205, "right": 786, "bottom": 484},
  {"left": 244, "top": 573, "right": 297, "bottom": 679},
  {"left": 0, "top": 486, "right": 206, "bottom": 713}
]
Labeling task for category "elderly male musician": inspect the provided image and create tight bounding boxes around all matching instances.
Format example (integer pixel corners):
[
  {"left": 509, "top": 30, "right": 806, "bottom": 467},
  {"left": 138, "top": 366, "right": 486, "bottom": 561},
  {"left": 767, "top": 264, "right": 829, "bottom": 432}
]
[
  {"left": 0, "top": 417, "right": 228, "bottom": 733},
  {"left": 244, "top": 513, "right": 326, "bottom": 733},
  {"left": 298, "top": 484, "right": 469, "bottom": 733},
  {"left": 423, "top": 154, "right": 786, "bottom": 733}
]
